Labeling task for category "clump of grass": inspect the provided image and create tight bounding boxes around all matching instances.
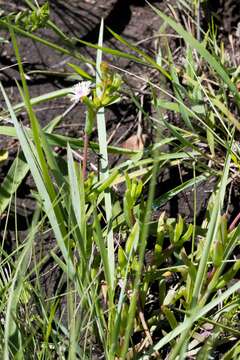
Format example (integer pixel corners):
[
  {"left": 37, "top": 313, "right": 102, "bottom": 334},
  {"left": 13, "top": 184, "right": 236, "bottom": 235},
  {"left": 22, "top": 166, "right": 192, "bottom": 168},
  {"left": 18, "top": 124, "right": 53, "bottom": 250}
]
[{"left": 0, "top": 1, "right": 240, "bottom": 359}]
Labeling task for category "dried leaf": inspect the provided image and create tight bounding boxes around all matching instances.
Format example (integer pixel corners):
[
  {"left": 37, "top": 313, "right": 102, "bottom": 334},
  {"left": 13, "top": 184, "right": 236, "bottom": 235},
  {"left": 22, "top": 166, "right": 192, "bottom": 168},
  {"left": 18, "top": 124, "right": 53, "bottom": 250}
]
[{"left": 122, "top": 134, "right": 148, "bottom": 151}]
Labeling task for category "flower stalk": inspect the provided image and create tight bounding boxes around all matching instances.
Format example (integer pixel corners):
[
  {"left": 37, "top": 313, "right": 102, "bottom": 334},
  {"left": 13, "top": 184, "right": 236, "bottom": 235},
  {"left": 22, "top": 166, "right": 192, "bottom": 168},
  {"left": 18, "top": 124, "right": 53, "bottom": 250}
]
[{"left": 69, "top": 65, "right": 122, "bottom": 179}]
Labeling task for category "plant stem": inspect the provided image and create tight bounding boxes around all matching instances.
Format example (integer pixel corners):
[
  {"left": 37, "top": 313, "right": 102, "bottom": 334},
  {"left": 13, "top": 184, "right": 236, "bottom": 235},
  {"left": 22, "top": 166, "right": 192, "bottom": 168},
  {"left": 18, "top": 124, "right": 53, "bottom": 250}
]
[{"left": 82, "top": 132, "right": 89, "bottom": 179}]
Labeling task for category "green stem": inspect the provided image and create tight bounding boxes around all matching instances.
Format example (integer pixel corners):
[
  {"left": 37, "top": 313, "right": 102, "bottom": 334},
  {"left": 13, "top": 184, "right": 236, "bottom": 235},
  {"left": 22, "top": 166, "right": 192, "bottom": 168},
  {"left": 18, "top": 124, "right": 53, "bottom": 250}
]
[{"left": 82, "top": 132, "right": 89, "bottom": 179}]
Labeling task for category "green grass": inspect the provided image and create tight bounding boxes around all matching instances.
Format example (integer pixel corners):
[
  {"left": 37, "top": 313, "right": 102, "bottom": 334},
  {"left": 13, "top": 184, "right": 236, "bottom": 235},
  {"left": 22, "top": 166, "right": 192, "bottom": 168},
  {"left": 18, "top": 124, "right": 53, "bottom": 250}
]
[{"left": 0, "top": 1, "right": 240, "bottom": 358}]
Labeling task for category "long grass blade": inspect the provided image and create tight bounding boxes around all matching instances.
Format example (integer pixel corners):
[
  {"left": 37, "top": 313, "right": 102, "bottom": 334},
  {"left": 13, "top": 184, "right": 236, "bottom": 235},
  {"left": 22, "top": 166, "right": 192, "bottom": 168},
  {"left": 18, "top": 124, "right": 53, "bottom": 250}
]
[{"left": 96, "top": 18, "right": 115, "bottom": 290}]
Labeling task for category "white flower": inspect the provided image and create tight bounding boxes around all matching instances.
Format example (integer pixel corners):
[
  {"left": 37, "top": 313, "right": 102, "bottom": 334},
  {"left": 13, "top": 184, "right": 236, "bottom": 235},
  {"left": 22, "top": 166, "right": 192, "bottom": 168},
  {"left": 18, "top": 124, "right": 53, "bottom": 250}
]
[{"left": 70, "top": 81, "right": 92, "bottom": 103}]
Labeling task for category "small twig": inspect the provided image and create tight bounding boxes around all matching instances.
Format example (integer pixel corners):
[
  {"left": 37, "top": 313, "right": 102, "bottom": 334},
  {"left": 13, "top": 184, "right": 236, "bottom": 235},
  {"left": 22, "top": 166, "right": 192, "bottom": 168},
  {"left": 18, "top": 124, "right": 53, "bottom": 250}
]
[
  {"left": 228, "top": 211, "right": 240, "bottom": 232},
  {"left": 115, "top": 121, "right": 136, "bottom": 145},
  {"left": 72, "top": 150, "right": 98, "bottom": 172},
  {"left": 137, "top": 297, "right": 160, "bottom": 357},
  {"left": 107, "top": 121, "right": 121, "bottom": 145},
  {"left": 138, "top": 302, "right": 153, "bottom": 348}
]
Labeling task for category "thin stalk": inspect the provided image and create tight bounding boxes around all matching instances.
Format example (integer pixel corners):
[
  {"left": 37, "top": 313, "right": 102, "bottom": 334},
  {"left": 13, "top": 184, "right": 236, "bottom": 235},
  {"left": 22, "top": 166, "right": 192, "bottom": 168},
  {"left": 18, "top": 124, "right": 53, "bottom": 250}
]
[{"left": 82, "top": 132, "right": 89, "bottom": 179}]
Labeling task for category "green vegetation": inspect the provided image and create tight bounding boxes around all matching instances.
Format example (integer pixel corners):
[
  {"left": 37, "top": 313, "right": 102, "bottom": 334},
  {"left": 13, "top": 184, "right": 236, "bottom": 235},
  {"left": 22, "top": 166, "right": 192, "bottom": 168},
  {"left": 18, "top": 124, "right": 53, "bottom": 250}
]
[{"left": 0, "top": 1, "right": 240, "bottom": 358}]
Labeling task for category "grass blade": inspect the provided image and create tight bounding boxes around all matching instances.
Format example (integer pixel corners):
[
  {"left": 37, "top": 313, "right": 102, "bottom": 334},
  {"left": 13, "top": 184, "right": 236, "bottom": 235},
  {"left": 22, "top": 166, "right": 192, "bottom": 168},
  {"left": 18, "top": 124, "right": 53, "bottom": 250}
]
[{"left": 96, "top": 19, "right": 115, "bottom": 290}]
